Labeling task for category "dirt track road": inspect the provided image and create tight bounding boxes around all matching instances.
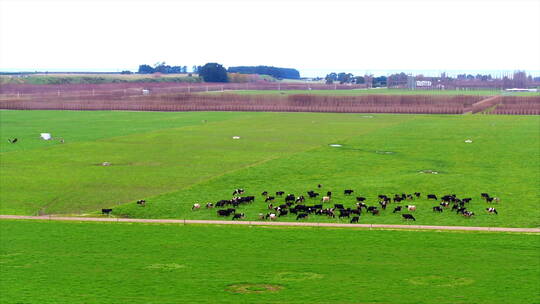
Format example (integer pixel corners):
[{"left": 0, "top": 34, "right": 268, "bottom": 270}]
[{"left": 1, "top": 215, "right": 539, "bottom": 233}]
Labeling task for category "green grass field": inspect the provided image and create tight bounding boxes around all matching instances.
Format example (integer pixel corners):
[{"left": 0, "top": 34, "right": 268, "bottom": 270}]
[
  {"left": 1, "top": 110, "right": 539, "bottom": 227},
  {"left": 215, "top": 88, "right": 540, "bottom": 97},
  {"left": 1, "top": 220, "right": 538, "bottom": 304}
]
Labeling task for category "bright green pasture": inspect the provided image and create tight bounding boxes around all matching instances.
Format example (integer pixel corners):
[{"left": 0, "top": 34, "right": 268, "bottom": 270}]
[
  {"left": 1, "top": 220, "right": 538, "bottom": 304},
  {"left": 1, "top": 111, "right": 539, "bottom": 228},
  {"left": 215, "top": 88, "right": 535, "bottom": 96}
]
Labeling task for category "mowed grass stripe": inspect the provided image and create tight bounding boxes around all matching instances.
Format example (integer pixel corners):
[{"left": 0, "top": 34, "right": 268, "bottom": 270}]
[
  {"left": 0, "top": 111, "right": 412, "bottom": 215},
  {"left": 1, "top": 220, "right": 538, "bottom": 304},
  {"left": 114, "top": 115, "right": 540, "bottom": 228}
]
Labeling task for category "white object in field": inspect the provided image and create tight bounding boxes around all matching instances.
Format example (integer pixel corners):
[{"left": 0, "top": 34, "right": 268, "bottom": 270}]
[
  {"left": 232, "top": 136, "right": 240, "bottom": 139},
  {"left": 465, "top": 139, "right": 473, "bottom": 143},
  {"left": 40, "top": 133, "right": 52, "bottom": 140},
  {"left": 142, "top": 89, "right": 150, "bottom": 95},
  {"left": 102, "top": 162, "right": 111, "bottom": 166},
  {"left": 329, "top": 144, "right": 342, "bottom": 147}
]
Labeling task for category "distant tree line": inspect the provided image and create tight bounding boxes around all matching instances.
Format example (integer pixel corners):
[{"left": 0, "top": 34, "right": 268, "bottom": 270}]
[
  {"left": 227, "top": 66, "right": 300, "bottom": 79},
  {"left": 138, "top": 62, "right": 188, "bottom": 74},
  {"left": 325, "top": 72, "right": 365, "bottom": 85}
]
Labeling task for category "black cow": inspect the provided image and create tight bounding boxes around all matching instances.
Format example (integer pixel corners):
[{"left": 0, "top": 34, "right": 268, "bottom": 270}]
[
  {"left": 344, "top": 189, "right": 354, "bottom": 195},
  {"left": 371, "top": 209, "right": 380, "bottom": 216},
  {"left": 339, "top": 211, "right": 350, "bottom": 218},
  {"left": 350, "top": 216, "right": 359, "bottom": 223},
  {"left": 334, "top": 204, "right": 344, "bottom": 209},
  {"left": 296, "top": 213, "right": 308, "bottom": 220},
  {"left": 261, "top": 191, "right": 268, "bottom": 196},
  {"left": 456, "top": 207, "right": 467, "bottom": 214},
  {"left": 356, "top": 196, "right": 366, "bottom": 202},
  {"left": 318, "top": 184, "right": 322, "bottom": 188},
  {"left": 462, "top": 198, "right": 472, "bottom": 203},
  {"left": 217, "top": 209, "right": 235, "bottom": 216},
  {"left": 276, "top": 191, "right": 285, "bottom": 196},
  {"left": 278, "top": 210, "right": 288, "bottom": 217},
  {"left": 308, "top": 192, "right": 319, "bottom": 198},
  {"left": 232, "top": 213, "right": 245, "bottom": 220},
  {"left": 136, "top": 199, "right": 146, "bottom": 206},
  {"left": 101, "top": 208, "right": 112, "bottom": 215},
  {"left": 327, "top": 191, "right": 332, "bottom": 197},
  {"left": 393, "top": 206, "right": 402, "bottom": 213},
  {"left": 265, "top": 196, "right": 275, "bottom": 202},
  {"left": 296, "top": 196, "right": 305, "bottom": 203},
  {"left": 402, "top": 214, "right": 415, "bottom": 221},
  {"left": 8, "top": 138, "right": 18, "bottom": 144},
  {"left": 433, "top": 206, "right": 443, "bottom": 212},
  {"left": 285, "top": 194, "right": 296, "bottom": 203},
  {"left": 440, "top": 202, "right": 449, "bottom": 208},
  {"left": 462, "top": 211, "right": 474, "bottom": 217},
  {"left": 205, "top": 203, "right": 214, "bottom": 208},
  {"left": 414, "top": 192, "right": 421, "bottom": 198},
  {"left": 367, "top": 206, "right": 378, "bottom": 213},
  {"left": 427, "top": 194, "right": 437, "bottom": 200},
  {"left": 481, "top": 193, "right": 490, "bottom": 199}
]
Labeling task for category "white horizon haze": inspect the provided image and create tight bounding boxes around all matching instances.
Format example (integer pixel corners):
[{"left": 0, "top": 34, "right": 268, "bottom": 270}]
[{"left": 1, "top": 0, "right": 539, "bottom": 77}]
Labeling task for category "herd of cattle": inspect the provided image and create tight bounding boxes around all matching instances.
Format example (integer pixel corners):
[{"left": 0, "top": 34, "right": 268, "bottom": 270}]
[{"left": 180, "top": 187, "right": 501, "bottom": 223}]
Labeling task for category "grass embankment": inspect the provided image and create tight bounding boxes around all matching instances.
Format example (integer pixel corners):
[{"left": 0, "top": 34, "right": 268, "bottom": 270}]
[
  {"left": 1, "top": 111, "right": 538, "bottom": 227},
  {"left": 0, "top": 73, "right": 200, "bottom": 85},
  {"left": 1, "top": 220, "right": 538, "bottom": 304}
]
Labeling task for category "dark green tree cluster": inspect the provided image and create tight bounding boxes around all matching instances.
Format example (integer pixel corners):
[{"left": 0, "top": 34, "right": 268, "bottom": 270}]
[
  {"left": 198, "top": 63, "right": 228, "bottom": 82},
  {"left": 325, "top": 72, "right": 363, "bottom": 84},
  {"left": 227, "top": 66, "right": 300, "bottom": 79},
  {"left": 138, "top": 62, "right": 188, "bottom": 74}
]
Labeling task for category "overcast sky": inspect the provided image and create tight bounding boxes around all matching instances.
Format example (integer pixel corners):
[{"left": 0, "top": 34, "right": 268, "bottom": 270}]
[{"left": 1, "top": 0, "right": 539, "bottom": 77}]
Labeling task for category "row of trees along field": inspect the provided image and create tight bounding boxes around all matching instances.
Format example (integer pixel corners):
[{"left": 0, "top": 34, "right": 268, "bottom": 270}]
[{"left": 325, "top": 72, "right": 387, "bottom": 87}]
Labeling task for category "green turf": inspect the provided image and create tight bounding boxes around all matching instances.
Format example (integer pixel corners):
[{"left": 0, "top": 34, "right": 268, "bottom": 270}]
[
  {"left": 1, "top": 220, "right": 538, "bottom": 304},
  {"left": 211, "top": 88, "right": 540, "bottom": 96},
  {"left": 1, "top": 111, "right": 539, "bottom": 228}
]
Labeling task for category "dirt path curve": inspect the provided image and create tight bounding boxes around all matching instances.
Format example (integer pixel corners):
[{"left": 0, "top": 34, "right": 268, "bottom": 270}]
[{"left": 2, "top": 215, "right": 539, "bottom": 233}]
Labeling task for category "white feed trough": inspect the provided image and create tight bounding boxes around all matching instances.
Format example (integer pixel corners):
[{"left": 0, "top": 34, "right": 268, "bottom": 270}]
[{"left": 40, "top": 133, "right": 52, "bottom": 140}]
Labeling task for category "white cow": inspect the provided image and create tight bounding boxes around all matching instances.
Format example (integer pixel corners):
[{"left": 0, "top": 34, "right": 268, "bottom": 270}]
[
  {"left": 406, "top": 205, "right": 416, "bottom": 211},
  {"left": 192, "top": 203, "right": 201, "bottom": 210}
]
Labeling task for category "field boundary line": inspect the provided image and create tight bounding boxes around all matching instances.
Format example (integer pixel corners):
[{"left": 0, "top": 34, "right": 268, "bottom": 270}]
[{"left": 1, "top": 215, "right": 539, "bottom": 233}]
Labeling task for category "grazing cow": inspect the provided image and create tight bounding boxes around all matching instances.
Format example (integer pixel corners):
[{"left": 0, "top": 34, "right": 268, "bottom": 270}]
[
  {"left": 414, "top": 192, "right": 421, "bottom": 198},
  {"left": 367, "top": 206, "right": 377, "bottom": 213},
  {"left": 462, "top": 211, "right": 474, "bottom": 217},
  {"left": 350, "top": 216, "right": 359, "bottom": 223},
  {"left": 339, "top": 211, "right": 350, "bottom": 218},
  {"left": 308, "top": 192, "right": 319, "bottom": 198},
  {"left": 456, "top": 207, "right": 467, "bottom": 214},
  {"left": 285, "top": 194, "right": 296, "bottom": 203},
  {"left": 192, "top": 203, "right": 201, "bottom": 210},
  {"left": 486, "top": 207, "right": 498, "bottom": 214},
  {"left": 406, "top": 194, "right": 414, "bottom": 200},
  {"left": 379, "top": 201, "right": 388, "bottom": 210},
  {"left": 402, "top": 214, "right": 416, "bottom": 221},
  {"left": 136, "top": 199, "right": 146, "bottom": 206},
  {"left": 451, "top": 204, "right": 459, "bottom": 211},
  {"left": 232, "top": 188, "right": 244, "bottom": 196},
  {"left": 371, "top": 209, "right": 380, "bottom": 216},
  {"left": 232, "top": 213, "right": 245, "bottom": 220},
  {"left": 356, "top": 202, "right": 367, "bottom": 210},
  {"left": 427, "top": 194, "right": 437, "bottom": 200},
  {"left": 318, "top": 184, "right": 322, "bottom": 188},
  {"left": 344, "top": 189, "right": 354, "bottom": 195},
  {"left": 101, "top": 208, "right": 112, "bottom": 215},
  {"left": 462, "top": 198, "right": 472, "bottom": 203},
  {"left": 296, "top": 213, "right": 308, "bottom": 220},
  {"left": 8, "top": 138, "right": 18, "bottom": 144},
  {"left": 433, "top": 206, "right": 443, "bottom": 212},
  {"left": 440, "top": 202, "right": 449, "bottom": 208},
  {"left": 265, "top": 196, "right": 275, "bottom": 203},
  {"left": 278, "top": 210, "right": 288, "bottom": 217},
  {"left": 393, "top": 206, "right": 402, "bottom": 213},
  {"left": 261, "top": 191, "right": 268, "bottom": 196},
  {"left": 296, "top": 196, "right": 305, "bottom": 203},
  {"left": 322, "top": 196, "right": 331, "bottom": 203},
  {"left": 276, "top": 191, "right": 285, "bottom": 196},
  {"left": 356, "top": 196, "right": 366, "bottom": 202},
  {"left": 217, "top": 209, "right": 235, "bottom": 216},
  {"left": 481, "top": 193, "right": 490, "bottom": 200},
  {"left": 334, "top": 203, "right": 344, "bottom": 209},
  {"left": 327, "top": 191, "right": 332, "bottom": 197},
  {"left": 486, "top": 197, "right": 500, "bottom": 203},
  {"left": 266, "top": 213, "right": 277, "bottom": 220},
  {"left": 406, "top": 205, "right": 416, "bottom": 212},
  {"left": 205, "top": 203, "right": 214, "bottom": 209}
]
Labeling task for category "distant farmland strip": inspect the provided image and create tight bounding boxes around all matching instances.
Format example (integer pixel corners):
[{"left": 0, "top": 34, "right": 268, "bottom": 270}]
[{"left": 1, "top": 93, "right": 491, "bottom": 114}]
